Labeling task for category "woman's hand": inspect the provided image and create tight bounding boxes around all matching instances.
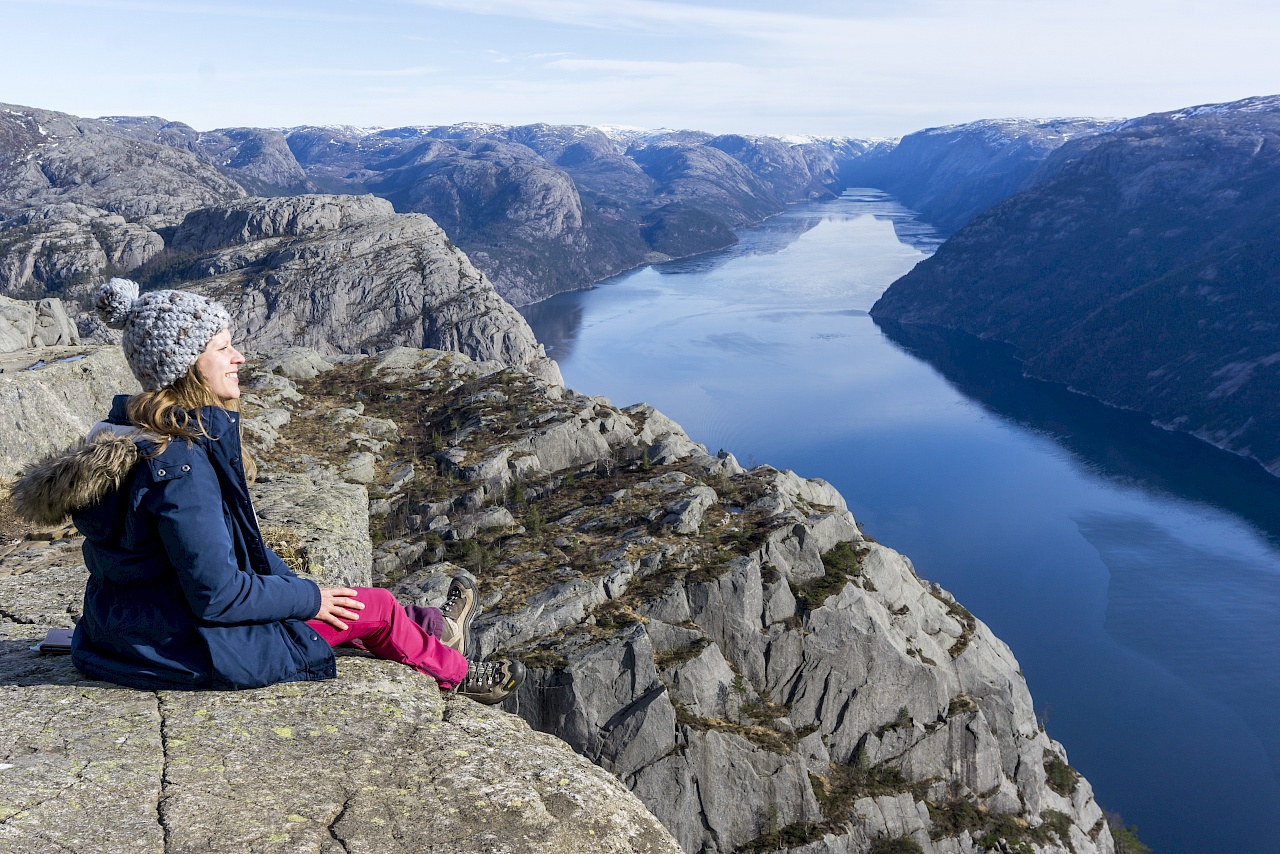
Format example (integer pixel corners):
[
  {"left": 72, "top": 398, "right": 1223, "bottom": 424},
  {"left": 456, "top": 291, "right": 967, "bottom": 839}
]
[{"left": 314, "top": 587, "right": 365, "bottom": 631}]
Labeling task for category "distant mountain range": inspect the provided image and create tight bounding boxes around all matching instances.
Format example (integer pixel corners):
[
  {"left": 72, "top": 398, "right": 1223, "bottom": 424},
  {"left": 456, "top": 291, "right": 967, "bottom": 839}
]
[
  {"left": 0, "top": 102, "right": 1106, "bottom": 310},
  {"left": 68, "top": 113, "right": 875, "bottom": 304},
  {"left": 8, "top": 96, "right": 1276, "bottom": 477},
  {"left": 873, "top": 95, "right": 1280, "bottom": 476}
]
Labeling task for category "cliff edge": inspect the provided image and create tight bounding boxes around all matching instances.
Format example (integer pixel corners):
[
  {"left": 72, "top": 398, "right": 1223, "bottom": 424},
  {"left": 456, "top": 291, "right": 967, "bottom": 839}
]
[{"left": 0, "top": 345, "right": 1114, "bottom": 854}]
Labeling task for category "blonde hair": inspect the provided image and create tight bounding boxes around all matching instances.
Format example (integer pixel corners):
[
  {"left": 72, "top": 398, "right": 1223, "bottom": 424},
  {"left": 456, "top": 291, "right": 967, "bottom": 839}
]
[{"left": 126, "top": 362, "right": 257, "bottom": 482}]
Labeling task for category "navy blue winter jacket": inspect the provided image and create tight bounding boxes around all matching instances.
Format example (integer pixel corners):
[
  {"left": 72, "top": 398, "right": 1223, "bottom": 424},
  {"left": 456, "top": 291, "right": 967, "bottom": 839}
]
[{"left": 67, "top": 395, "right": 336, "bottom": 690}]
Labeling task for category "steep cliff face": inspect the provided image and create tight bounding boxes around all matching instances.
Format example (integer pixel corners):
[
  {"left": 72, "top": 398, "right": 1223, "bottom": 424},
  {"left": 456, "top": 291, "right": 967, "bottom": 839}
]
[
  {"left": 872, "top": 95, "right": 1280, "bottom": 476},
  {"left": 160, "top": 194, "right": 563, "bottom": 384},
  {"left": 844, "top": 118, "right": 1115, "bottom": 234},
  {"left": 222, "top": 346, "right": 1114, "bottom": 854}
]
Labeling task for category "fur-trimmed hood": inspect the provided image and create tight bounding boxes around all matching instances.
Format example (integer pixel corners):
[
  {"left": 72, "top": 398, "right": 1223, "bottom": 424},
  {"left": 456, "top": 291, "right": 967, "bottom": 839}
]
[{"left": 9, "top": 428, "right": 144, "bottom": 527}]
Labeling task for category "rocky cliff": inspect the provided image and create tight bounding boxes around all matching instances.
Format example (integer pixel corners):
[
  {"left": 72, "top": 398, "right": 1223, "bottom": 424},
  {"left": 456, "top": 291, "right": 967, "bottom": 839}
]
[
  {"left": 872, "top": 95, "right": 1280, "bottom": 477},
  {"left": 843, "top": 119, "right": 1115, "bottom": 234},
  {"left": 1, "top": 343, "right": 1114, "bottom": 854},
  {"left": 153, "top": 194, "right": 561, "bottom": 384}
]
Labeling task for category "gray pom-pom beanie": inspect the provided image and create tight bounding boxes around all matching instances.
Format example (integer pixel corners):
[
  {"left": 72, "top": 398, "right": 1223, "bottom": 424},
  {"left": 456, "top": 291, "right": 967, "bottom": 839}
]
[{"left": 93, "top": 279, "right": 233, "bottom": 392}]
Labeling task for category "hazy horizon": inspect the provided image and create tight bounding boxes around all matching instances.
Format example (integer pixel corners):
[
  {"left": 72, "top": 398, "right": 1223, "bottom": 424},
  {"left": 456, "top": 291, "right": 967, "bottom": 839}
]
[{"left": 6, "top": 0, "right": 1280, "bottom": 138}]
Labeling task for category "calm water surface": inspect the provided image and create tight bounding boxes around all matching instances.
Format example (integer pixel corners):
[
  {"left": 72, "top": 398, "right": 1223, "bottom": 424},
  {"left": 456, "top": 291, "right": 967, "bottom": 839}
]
[{"left": 519, "top": 190, "right": 1280, "bottom": 854}]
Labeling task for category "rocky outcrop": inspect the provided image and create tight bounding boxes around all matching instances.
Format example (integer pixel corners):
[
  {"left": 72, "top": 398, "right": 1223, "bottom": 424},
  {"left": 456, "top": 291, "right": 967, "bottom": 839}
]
[
  {"left": 0, "top": 353, "right": 680, "bottom": 854},
  {"left": 872, "top": 95, "right": 1280, "bottom": 476},
  {"left": 163, "top": 194, "right": 561, "bottom": 384},
  {"left": 844, "top": 118, "right": 1115, "bottom": 234},
  {"left": 0, "top": 344, "right": 1114, "bottom": 852},
  {"left": 0, "top": 646, "right": 681, "bottom": 853},
  {"left": 0, "top": 295, "right": 78, "bottom": 352}
]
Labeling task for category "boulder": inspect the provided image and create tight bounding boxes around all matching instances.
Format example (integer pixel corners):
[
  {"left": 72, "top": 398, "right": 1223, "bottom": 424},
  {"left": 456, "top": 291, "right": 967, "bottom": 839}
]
[
  {"left": 0, "top": 297, "right": 78, "bottom": 352},
  {"left": 0, "top": 345, "right": 139, "bottom": 481}
]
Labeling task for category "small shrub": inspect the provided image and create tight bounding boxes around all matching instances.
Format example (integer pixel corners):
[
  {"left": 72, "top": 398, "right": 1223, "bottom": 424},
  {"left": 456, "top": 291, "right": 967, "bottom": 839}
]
[
  {"left": 525, "top": 505, "right": 545, "bottom": 538},
  {"left": 518, "top": 647, "right": 569, "bottom": 669},
  {"left": 869, "top": 838, "right": 924, "bottom": 854},
  {"left": 654, "top": 638, "right": 710, "bottom": 670},
  {"left": 793, "top": 540, "right": 864, "bottom": 611},
  {"left": 261, "top": 527, "right": 311, "bottom": 575},
  {"left": 1107, "top": 813, "right": 1152, "bottom": 854},
  {"left": 1044, "top": 754, "right": 1080, "bottom": 797}
]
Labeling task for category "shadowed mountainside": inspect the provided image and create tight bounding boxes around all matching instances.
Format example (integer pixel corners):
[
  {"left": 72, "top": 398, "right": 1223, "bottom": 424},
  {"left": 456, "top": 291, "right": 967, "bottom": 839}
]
[
  {"left": 872, "top": 95, "right": 1280, "bottom": 476},
  {"left": 842, "top": 118, "right": 1116, "bottom": 234}
]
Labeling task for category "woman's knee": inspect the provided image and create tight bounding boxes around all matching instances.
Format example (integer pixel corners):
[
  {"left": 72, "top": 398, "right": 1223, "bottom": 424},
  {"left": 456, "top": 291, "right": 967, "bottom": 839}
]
[{"left": 354, "top": 587, "right": 398, "bottom": 617}]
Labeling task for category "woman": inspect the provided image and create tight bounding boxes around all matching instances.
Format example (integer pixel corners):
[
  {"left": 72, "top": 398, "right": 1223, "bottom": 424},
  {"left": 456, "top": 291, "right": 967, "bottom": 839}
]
[{"left": 11, "top": 279, "right": 523, "bottom": 703}]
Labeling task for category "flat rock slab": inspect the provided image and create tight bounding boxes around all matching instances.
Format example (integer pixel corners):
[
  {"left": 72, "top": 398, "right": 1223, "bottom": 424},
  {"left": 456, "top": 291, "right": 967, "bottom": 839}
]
[{"left": 0, "top": 655, "right": 681, "bottom": 854}]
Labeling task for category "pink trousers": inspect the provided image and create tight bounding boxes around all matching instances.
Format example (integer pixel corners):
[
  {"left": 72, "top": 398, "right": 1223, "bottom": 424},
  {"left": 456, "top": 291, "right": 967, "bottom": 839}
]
[{"left": 306, "top": 587, "right": 468, "bottom": 689}]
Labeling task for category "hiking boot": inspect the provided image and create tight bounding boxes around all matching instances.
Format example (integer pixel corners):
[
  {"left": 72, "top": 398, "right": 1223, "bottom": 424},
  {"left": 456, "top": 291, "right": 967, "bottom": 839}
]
[
  {"left": 456, "top": 658, "right": 525, "bottom": 705},
  {"left": 438, "top": 575, "right": 479, "bottom": 657}
]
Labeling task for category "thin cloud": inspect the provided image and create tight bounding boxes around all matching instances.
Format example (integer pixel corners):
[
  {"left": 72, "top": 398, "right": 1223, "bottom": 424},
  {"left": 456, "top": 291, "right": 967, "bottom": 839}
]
[
  {"left": 545, "top": 58, "right": 747, "bottom": 76},
  {"left": 0, "top": 0, "right": 402, "bottom": 24},
  {"left": 396, "top": 0, "right": 866, "bottom": 39}
]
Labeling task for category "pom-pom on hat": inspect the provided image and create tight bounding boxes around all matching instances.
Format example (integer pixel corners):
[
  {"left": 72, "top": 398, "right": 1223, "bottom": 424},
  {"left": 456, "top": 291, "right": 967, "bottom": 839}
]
[{"left": 93, "top": 279, "right": 233, "bottom": 392}]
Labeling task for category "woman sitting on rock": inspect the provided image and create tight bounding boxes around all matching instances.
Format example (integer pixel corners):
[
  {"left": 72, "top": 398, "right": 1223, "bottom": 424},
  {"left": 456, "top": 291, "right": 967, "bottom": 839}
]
[{"left": 11, "top": 278, "right": 524, "bottom": 703}]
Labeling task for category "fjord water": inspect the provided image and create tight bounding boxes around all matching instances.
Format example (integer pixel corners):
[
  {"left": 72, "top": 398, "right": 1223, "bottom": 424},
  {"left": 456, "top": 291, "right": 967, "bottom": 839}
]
[{"left": 520, "top": 190, "right": 1280, "bottom": 854}]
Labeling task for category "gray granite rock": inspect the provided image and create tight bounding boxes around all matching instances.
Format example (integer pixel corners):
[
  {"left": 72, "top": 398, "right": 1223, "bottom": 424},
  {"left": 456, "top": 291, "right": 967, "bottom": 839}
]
[
  {"left": 251, "top": 466, "right": 373, "bottom": 588},
  {"left": 0, "top": 342, "right": 1116, "bottom": 854},
  {"left": 0, "top": 345, "right": 139, "bottom": 481},
  {"left": 258, "top": 346, "right": 335, "bottom": 379},
  {"left": 0, "top": 654, "right": 682, "bottom": 854}
]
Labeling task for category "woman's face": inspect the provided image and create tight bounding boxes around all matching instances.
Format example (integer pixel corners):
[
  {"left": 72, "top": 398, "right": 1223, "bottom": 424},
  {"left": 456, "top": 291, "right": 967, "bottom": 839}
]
[{"left": 195, "top": 328, "right": 245, "bottom": 402}]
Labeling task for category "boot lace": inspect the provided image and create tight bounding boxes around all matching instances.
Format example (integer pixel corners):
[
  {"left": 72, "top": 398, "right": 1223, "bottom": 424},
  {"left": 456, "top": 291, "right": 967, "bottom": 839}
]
[
  {"left": 443, "top": 583, "right": 465, "bottom": 618},
  {"left": 462, "top": 660, "right": 502, "bottom": 691}
]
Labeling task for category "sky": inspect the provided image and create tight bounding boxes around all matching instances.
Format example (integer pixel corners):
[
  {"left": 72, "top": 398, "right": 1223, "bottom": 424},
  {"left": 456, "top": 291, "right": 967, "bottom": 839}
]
[{"left": 5, "top": 0, "right": 1280, "bottom": 139}]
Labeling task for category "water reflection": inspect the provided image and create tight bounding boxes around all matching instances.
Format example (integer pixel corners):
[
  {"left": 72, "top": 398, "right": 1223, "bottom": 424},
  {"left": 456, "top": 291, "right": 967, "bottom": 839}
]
[
  {"left": 516, "top": 298, "right": 583, "bottom": 363},
  {"left": 519, "top": 189, "right": 942, "bottom": 359},
  {"left": 873, "top": 318, "right": 1280, "bottom": 545},
  {"left": 1077, "top": 512, "right": 1280, "bottom": 779},
  {"left": 876, "top": 316, "right": 1280, "bottom": 787}
]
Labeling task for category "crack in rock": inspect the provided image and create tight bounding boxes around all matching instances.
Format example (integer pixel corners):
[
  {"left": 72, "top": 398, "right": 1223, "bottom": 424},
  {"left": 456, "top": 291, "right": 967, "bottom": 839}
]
[
  {"left": 327, "top": 795, "right": 353, "bottom": 853},
  {"left": 155, "top": 692, "right": 173, "bottom": 853}
]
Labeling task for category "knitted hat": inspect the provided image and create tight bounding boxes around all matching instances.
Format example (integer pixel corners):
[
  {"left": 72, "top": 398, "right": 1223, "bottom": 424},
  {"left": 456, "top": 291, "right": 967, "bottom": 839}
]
[{"left": 94, "top": 279, "right": 233, "bottom": 392}]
